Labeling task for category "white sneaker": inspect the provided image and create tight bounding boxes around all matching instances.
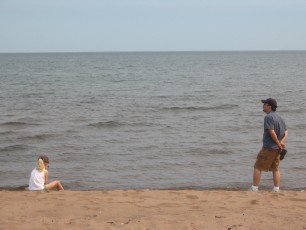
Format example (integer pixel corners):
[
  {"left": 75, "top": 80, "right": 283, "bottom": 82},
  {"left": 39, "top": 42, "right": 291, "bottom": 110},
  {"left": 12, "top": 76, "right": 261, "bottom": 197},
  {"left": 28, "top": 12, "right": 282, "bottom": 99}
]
[
  {"left": 249, "top": 186, "right": 259, "bottom": 192},
  {"left": 271, "top": 187, "right": 280, "bottom": 192}
]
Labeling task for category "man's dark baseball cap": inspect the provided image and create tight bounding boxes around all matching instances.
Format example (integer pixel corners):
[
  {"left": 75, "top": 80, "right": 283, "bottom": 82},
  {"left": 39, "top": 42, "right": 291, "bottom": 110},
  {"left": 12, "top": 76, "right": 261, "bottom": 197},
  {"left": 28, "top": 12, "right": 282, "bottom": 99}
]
[{"left": 261, "top": 98, "right": 277, "bottom": 108}]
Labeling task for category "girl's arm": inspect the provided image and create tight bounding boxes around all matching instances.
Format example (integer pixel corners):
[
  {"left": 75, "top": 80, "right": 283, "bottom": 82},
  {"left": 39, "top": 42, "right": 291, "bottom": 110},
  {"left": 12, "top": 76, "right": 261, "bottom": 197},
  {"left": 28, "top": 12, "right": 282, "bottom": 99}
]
[{"left": 44, "top": 170, "right": 49, "bottom": 185}]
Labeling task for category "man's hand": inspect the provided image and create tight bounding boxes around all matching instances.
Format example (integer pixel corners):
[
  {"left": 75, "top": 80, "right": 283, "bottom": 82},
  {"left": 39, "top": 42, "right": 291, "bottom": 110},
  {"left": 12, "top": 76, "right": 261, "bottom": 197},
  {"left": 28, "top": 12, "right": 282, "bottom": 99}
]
[{"left": 268, "top": 129, "right": 283, "bottom": 150}]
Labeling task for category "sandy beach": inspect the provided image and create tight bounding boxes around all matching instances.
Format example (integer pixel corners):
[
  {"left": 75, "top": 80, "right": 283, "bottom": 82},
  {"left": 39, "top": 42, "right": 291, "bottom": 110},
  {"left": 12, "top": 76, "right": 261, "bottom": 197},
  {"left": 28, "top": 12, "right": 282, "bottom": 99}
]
[{"left": 1, "top": 190, "right": 306, "bottom": 230}]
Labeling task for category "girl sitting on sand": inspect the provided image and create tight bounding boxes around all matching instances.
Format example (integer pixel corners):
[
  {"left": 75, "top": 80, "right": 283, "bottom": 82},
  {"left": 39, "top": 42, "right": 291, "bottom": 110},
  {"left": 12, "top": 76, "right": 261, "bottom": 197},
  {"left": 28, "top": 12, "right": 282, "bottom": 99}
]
[{"left": 28, "top": 155, "right": 64, "bottom": 191}]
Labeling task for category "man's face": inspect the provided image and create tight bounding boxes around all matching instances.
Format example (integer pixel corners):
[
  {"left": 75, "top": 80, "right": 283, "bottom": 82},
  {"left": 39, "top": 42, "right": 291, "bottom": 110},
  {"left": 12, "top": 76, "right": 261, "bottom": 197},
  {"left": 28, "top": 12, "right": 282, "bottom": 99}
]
[{"left": 263, "top": 103, "right": 271, "bottom": 113}]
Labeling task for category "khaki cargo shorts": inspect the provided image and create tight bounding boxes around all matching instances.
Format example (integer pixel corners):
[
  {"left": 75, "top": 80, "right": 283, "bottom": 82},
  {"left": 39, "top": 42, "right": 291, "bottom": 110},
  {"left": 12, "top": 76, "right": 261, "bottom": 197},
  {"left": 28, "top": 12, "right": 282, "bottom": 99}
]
[{"left": 254, "top": 148, "right": 280, "bottom": 172}]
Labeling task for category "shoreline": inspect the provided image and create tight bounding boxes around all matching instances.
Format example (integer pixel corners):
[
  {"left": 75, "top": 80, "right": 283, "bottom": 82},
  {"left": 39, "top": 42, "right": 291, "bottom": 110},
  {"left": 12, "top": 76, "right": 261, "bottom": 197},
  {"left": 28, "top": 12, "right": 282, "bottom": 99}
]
[
  {"left": 1, "top": 184, "right": 306, "bottom": 192},
  {"left": 1, "top": 190, "right": 306, "bottom": 229}
]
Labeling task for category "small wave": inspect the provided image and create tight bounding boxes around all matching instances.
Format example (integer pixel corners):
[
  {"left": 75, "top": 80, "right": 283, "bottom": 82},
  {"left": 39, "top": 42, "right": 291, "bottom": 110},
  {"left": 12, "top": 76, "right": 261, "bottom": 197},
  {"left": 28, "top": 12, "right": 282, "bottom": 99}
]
[
  {"left": 0, "top": 144, "right": 29, "bottom": 152},
  {"left": 0, "top": 130, "right": 15, "bottom": 135},
  {"left": 88, "top": 121, "right": 125, "bottom": 128},
  {"left": 293, "top": 123, "right": 306, "bottom": 129},
  {"left": 281, "top": 108, "right": 306, "bottom": 114},
  {"left": 206, "top": 149, "right": 232, "bottom": 155},
  {"left": 0, "top": 185, "right": 28, "bottom": 191},
  {"left": 0, "top": 121, "right": 39, "bottom": 127},
  {"left": 87, "top": 121, "right": 154, "bottom": 129},
  {"left": 161, "top": 104, "right": 238, "bottom": 111},
  {"left": 292, "top": 166, "right": 305, "bottom": 171},
  {"left": 135, "top": 145, "right": 159, "bottom": 151},
  {"left": 18, "top": 134, "right": 56, "bottom": 141}
]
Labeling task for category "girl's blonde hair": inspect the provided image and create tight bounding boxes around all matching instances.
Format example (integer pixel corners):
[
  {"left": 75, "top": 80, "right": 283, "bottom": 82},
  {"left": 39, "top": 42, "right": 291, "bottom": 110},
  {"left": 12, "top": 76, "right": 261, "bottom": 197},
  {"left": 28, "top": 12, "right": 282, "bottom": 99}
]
[{"left": 36, "top": 158, "right": 45, "bottom": 172}]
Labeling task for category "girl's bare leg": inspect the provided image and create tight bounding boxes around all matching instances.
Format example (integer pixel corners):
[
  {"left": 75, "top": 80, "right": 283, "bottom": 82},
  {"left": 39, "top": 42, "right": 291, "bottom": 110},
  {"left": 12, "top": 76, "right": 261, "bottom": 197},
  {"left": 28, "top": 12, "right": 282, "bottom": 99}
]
[{"left": 47, "top": 180, "right": 64, "bottom": 190}]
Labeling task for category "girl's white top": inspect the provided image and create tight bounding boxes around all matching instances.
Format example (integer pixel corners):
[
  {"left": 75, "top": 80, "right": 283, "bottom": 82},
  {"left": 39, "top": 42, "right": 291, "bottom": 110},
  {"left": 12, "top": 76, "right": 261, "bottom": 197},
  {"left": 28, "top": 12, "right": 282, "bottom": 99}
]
[{"left": 29, "top": 168, "right": 45, "bottom": 190}]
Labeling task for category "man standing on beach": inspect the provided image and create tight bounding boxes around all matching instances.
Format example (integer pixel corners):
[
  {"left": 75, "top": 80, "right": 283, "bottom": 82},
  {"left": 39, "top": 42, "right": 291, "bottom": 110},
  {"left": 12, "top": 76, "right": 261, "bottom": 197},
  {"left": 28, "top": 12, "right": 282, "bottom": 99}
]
[{"left": 250, "top": 98, "right": 288, "bottom": 192}]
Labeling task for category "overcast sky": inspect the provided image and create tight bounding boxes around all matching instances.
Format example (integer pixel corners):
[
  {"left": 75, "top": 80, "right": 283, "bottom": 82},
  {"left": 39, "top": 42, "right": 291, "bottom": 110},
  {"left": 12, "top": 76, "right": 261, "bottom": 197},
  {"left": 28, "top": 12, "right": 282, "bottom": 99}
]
[{"left": 1, "top": 0, "right": 306, "bottom": 53}]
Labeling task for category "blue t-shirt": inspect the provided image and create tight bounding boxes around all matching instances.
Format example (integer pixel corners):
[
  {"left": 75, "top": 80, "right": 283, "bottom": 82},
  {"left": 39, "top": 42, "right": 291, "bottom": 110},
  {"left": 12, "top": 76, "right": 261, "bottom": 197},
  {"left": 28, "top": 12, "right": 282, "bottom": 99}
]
[{"left": 263, "top": 111, "right": 287, "bottom": 149}]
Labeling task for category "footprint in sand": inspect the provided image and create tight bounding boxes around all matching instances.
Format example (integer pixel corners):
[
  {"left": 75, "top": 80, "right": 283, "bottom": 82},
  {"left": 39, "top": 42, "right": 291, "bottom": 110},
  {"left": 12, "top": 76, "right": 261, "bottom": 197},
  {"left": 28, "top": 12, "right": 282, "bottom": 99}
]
[
  {"left": 189, "top": 205, "right": 203, "bottom": 211},
  {"left": 250, "top": 199, "right": 259, "bottom": 205},
  {"left": 186, "top": 195, "right": 199, "bottom": 199},
  {"left": 157, "top": 203, "right": 180, "bottom": 208}
]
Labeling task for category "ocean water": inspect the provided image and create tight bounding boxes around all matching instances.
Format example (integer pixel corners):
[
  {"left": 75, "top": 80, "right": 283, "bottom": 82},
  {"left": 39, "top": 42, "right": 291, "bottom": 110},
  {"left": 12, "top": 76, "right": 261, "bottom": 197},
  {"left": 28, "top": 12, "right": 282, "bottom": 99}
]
[{"left": 0, "top": 51, "right": 305, "bottom": 191}]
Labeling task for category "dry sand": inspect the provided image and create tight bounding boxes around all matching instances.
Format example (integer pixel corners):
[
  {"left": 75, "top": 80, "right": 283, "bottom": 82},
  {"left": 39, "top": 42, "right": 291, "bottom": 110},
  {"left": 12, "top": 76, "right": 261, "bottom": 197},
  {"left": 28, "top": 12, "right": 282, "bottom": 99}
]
[{"left": 1, "top": 190, "right": 306, "bottom": 230}]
